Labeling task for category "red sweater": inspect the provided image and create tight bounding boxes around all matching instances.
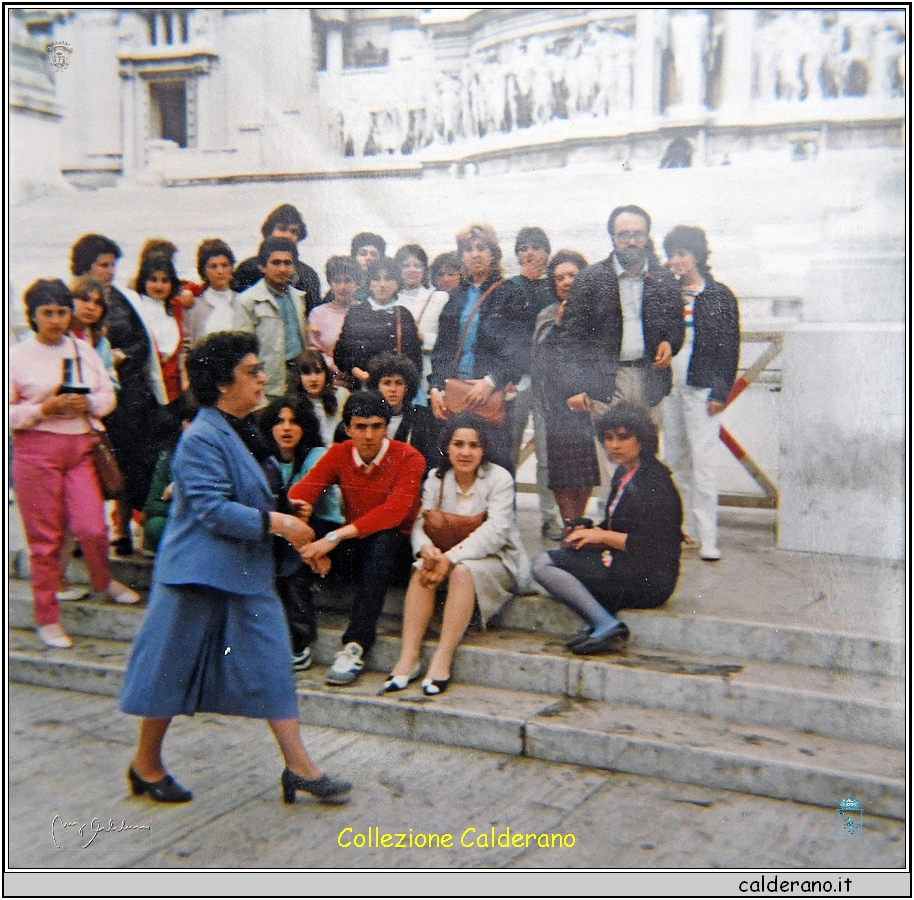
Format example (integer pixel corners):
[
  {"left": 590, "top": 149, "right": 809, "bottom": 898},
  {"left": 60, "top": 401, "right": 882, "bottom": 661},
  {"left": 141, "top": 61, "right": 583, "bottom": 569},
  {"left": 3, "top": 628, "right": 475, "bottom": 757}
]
[{"left": 289, "top": 440, "right": 425, "bottom": 537}]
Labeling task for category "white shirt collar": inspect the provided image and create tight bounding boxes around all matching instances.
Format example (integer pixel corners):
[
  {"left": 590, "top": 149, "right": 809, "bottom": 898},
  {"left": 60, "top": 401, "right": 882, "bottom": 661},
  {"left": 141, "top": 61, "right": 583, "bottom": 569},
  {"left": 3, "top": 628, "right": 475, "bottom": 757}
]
[
  {"left": 612, "top": 254, "right": 647, "bottom": 278},
  {"left": 366, "top": 296, "right": 398, "bottom": 312},
  {"left": 353, "top": 438, "right": 390, "bottom": 471}
]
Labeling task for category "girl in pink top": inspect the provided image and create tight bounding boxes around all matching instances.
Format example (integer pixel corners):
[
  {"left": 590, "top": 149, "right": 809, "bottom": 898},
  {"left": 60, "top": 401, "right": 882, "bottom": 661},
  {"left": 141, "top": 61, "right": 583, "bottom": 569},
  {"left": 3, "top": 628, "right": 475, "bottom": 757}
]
[{"left": 10, "top": 280, "right": 139, "bottom": 649}]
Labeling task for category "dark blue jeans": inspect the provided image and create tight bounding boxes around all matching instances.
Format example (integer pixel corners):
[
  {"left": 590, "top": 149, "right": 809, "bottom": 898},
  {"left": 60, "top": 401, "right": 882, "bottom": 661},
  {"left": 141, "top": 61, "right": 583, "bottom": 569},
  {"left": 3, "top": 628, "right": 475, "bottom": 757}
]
[{"left": 330, "top": 528, "right": 413, "bottom": 654}]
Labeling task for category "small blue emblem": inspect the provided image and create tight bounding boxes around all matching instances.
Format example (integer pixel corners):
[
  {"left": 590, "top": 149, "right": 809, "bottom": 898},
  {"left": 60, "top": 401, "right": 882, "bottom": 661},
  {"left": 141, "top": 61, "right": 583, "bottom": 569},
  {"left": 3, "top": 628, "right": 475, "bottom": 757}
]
[{"left": 836, "top": 796, "right": 863, "bottom": 837}]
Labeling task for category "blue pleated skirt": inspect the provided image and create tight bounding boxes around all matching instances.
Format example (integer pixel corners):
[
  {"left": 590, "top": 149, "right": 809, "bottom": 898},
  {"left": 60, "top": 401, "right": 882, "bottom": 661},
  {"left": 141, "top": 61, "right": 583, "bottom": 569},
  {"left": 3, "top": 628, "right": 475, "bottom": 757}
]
[{"left": 120, "top": 581, "right": 298, "bottom": 720}]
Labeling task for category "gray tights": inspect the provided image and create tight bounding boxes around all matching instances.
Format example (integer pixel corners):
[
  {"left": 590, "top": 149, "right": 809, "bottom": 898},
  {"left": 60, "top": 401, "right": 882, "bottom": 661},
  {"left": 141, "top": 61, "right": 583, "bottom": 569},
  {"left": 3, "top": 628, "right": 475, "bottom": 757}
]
[{"left": 531, "top": 551, "right": 621, "bottom": 630}]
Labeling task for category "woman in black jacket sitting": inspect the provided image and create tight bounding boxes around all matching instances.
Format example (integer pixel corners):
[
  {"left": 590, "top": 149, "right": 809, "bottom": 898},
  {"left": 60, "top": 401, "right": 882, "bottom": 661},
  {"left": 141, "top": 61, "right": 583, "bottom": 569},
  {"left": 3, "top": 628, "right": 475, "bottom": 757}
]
[{"left": 532, "top": 403, "right": 682, "bottom": 655}]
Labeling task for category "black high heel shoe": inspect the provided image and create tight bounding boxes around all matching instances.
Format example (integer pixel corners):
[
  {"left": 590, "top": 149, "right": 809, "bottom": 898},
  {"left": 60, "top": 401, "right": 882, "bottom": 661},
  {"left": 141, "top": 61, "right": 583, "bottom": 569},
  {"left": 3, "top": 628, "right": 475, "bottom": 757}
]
[
  {"left": 127, "top": 766, "right": 193, "bottom": 803},
  {"left": 281, "top": 768, "right": 351, "bottom": 805},
  {"left": 421, "top": 676, "right": 450, "bottom": 696}
]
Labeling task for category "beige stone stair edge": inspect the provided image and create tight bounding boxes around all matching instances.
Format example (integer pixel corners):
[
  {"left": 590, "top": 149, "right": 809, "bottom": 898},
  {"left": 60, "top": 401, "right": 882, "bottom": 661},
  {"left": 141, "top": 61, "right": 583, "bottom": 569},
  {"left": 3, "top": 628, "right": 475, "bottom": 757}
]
[
  {"left": 8, "top": 594, "right": 904, "bottom": 749},
  {"left": 11, "top": 578, "right": 904, "bottom": 678},
  {"left": 7, "top": 639, "right": 905, "bottom": 820}
]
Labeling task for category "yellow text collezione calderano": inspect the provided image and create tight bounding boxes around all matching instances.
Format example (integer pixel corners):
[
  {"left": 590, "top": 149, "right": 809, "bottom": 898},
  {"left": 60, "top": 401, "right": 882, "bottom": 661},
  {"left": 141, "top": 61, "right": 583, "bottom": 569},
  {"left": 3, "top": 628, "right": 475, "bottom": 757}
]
[{"left": 337, "top": 826, "right": 576, "bottom": 850}]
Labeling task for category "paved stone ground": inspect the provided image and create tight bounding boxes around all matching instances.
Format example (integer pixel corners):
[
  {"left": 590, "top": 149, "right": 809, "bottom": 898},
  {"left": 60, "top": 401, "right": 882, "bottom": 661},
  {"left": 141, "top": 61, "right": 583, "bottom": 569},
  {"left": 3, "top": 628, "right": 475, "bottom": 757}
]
[{"left": 9, "top": 683, "right": 905, "bottom": 880}]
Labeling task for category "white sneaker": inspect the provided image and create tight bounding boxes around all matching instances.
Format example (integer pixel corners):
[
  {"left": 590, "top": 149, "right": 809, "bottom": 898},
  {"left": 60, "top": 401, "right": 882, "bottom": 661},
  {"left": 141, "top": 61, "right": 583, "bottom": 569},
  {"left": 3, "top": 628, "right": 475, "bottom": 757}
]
[
  {"left": 37, "top": 623, "right": 73, "bottom": 649},
  {"left": 56, "top": 586, "right": 90, "bottom": 602},
  {"left": 106, "top": 579, "right": 140, "bottom": 604},
  {"left": 325, "top": 642, "right": 364, "bottom": 686},
  {"left": 699, "top": 546, "right": 722, "bottom": 561}
]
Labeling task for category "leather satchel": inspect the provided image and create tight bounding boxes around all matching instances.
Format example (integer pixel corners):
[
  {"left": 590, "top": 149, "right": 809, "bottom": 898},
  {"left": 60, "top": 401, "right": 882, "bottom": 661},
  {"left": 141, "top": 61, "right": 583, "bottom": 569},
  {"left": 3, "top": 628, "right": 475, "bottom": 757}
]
[
  {"left": 422, "top": 478, "right": 487, "bottom": 552},
  {"left": 440, "top": 279, "right": 508, "bottom": 426},
  {"left": 89, "top": 428, "right": 124, "bottom": 500},
  {"left": 443, "top": 379, "right": 506, "bottom": 426}
]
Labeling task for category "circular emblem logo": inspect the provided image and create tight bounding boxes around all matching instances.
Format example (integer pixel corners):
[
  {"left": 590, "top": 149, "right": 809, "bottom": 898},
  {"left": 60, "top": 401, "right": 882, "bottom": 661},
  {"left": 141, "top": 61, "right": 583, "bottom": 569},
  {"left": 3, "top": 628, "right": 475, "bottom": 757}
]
[{"left": 46, "top": 41, "right": 73, "bottom": 71}]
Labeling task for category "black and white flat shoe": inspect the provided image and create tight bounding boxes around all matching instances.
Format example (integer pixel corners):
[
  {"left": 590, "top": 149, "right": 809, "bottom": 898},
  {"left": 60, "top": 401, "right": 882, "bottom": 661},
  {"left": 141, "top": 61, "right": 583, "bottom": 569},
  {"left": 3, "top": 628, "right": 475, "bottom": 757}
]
[
  {"left": 421, "top": 676, "right": 450, "bottom": 696},
  {"left": 381, "top": 662, "right": 422, "bottom": 694}
]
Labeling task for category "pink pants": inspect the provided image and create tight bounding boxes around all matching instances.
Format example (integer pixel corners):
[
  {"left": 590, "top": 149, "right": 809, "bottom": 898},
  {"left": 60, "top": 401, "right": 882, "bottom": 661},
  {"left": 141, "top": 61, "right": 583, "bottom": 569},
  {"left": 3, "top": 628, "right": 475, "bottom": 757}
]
[{"left": 12, "top": 431, "right": 112, "bottom": 626}]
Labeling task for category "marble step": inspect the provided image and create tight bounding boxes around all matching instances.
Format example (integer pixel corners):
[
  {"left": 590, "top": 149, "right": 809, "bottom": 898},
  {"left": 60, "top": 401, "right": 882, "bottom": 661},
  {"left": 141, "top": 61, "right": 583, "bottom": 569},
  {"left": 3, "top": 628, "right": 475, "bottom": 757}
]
[
  {"left": 9, "top": 591, "right": 904, "bottom": 749},
  {"left": 20, "top": 564, "right": 905, "bottom": 679},
  {"left": 7, "top": 628, "right": 904, "bottom": 819}
]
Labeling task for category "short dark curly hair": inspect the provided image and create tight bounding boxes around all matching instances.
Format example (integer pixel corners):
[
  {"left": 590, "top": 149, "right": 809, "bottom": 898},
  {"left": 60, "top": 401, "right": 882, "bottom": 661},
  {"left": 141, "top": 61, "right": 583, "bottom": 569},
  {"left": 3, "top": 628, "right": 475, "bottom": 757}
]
[
  {"left": 365, "top": 256, "right": 399, "bottom": 286},
  {"left": 595, "top": 402, "right": 659, "bottom": 459},
  {"left": 196, "top": 238, "right": 236, "bottom": 281},
  {"left": 366, "top": 351, "right": 421, "bottom": 402},
  {"left": 547, "top": 249, "right": 588, "bottom": 301},
  {"left": 257, "top": 237, "right": 298, "bottom": 265},
  {"left": 23, "top": 279, "right": 73, "bottom": 332},
  {"left": 350, "top": 231, "right": 386, "bottom": 258},
  {"left": 186, "top": 331, "right": 259, "bottom": 407},
  {"left": 70, "top": 234, "right": 121, "bottom": 276},
  {"left": 341, "top": 390, "right": 391, "bottom": 425},
  {"left": 393, "top": 244, "right": 430, "bottom": 288},
  {"left": 261, "top": 204, "right": 306, "bottom": 241},
  {"left": 662, "top": 225, "right": 712, "bottom": 277},
  {"left": 514, "top": 226, "right": 551, "bottom": 256},
  {"left": 325, "top": 255, "right": 361, "bottom": 284}
]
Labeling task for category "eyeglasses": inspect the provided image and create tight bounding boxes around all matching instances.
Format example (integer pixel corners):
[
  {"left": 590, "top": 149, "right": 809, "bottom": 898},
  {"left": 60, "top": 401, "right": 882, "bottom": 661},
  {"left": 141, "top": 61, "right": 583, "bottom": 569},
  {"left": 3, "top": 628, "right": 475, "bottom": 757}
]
[
  {"left": 612, "top": 231, "right": 648, "bottom": 244},
  {"left": 241, "top": 364, "right": 265, "bottom": 376}
]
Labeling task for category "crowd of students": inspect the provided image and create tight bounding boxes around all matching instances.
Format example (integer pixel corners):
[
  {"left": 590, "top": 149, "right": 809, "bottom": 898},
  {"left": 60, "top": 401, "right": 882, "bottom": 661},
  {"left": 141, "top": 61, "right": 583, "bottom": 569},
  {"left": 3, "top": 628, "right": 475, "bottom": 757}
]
[{"left": 10, "top": 201, "right": 740, "bottom": 711}]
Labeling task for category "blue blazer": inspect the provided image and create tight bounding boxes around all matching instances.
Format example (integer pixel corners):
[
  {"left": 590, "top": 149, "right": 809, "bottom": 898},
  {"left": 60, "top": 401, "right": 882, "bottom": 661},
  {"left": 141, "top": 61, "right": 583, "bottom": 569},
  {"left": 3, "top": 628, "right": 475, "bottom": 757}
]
[{"left": 153, "top": 406, "right": 277, "bottom": 594}]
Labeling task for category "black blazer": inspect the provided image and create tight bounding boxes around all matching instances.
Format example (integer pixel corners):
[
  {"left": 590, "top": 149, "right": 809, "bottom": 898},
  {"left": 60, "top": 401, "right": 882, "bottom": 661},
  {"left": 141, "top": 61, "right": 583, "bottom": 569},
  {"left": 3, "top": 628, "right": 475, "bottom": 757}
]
[
  {"left": 429, "top": 274, "right": 534, "bottom": 391},
  {"left": 686, "top": 276, "right": 741, "bottom": 404},
  {"left": 558, "top": 253, "right": 684, "bottom": 407},
  {"left": 600, "top": 456, "right": 683, "bottom": 583}
]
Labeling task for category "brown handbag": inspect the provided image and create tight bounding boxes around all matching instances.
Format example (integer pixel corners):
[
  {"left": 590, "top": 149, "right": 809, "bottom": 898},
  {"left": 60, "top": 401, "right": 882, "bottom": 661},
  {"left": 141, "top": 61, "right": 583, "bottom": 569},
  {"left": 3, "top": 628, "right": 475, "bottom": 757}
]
[
  {"left": 89, "top": 428, "right": 124, "bottom": 500},
  {"left": 422, "top": 477, "right": 487, "bottom": 552},
  {"left": 443, "top": 379, "right": 506, "bottom": 426},
  {"left": 441, "top": 280, "right": 507, "bottom": 426},
  {"left": 73, "top": 338, "right": 124, "bottom": 499}
]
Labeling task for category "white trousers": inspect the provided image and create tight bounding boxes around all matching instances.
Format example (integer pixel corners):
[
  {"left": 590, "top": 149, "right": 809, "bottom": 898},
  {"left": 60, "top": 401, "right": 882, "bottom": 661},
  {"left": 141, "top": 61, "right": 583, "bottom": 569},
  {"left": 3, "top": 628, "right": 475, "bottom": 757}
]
[{"left": 661, "top": 382, "right": 720, "bottom": 551}]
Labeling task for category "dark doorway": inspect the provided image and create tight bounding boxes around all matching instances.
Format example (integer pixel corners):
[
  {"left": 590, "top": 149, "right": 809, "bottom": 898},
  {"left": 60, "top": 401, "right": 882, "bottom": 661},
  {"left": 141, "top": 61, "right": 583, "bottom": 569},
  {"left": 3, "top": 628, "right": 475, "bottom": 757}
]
[{"left": 149, "top": 80, "right": 187, "bottom": 147}]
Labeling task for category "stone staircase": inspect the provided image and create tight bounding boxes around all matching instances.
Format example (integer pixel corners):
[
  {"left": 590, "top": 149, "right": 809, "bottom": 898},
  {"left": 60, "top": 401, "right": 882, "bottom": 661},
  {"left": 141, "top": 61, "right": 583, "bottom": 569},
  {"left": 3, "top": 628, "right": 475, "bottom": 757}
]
[{"left": 8, "top": 541, "right": 905, "bottom": 820}]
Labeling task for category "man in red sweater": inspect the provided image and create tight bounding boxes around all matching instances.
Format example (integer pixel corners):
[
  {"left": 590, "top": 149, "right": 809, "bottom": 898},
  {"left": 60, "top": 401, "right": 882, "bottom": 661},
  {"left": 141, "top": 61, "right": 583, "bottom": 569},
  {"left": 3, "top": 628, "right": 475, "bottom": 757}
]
[{"left": 290, "top": 391, "right": 426, "bottom": 686}]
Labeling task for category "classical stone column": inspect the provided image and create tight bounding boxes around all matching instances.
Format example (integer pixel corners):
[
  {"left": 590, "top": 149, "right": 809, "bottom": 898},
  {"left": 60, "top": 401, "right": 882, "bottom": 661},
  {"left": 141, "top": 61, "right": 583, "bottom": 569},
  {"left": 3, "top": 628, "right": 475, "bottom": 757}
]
[
  {"left": 719, "top": 9, "right": 755, "bottom": 111},
  {"left": 632, "top": 8, "right": 661, "bottom": 117},
  {"left": 668, "top": 10, "right": 709, "bottom": 111}
]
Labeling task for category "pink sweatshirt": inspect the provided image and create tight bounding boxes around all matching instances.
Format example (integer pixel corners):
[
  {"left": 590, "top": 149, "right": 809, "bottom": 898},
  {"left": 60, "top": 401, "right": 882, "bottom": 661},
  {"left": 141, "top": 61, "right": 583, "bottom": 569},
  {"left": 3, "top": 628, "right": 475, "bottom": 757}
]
[{"left": 9, "top": 334, "right": 116, "bottom": 433}]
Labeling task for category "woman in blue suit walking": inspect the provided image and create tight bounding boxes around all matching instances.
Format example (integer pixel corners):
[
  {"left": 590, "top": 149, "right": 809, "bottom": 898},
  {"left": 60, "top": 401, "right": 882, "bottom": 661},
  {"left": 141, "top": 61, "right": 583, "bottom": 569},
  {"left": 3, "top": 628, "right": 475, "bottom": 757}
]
[{"left": 120, "top": 332, "right": 351, "bottom": 805}]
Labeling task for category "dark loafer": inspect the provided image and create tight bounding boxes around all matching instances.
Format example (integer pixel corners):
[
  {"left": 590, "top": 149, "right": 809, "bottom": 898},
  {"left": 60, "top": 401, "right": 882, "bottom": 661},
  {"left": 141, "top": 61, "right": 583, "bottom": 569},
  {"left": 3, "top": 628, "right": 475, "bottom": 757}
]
[
  {"left": 571, "top": 622, "right": 630, "bottom": 656},
  {"left": 565, "top": 627, "right": 593, "bottom": 650},
  {"left": 127, "top": 766, "right": 193, "bottom": 803}
]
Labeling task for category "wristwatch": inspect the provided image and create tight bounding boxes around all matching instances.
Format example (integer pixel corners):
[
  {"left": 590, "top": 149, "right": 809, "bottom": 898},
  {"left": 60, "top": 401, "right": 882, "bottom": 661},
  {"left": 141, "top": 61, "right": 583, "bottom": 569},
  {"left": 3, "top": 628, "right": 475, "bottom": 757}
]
[{"left": 325, "top": 530, "right": 340, "bottom": 544}]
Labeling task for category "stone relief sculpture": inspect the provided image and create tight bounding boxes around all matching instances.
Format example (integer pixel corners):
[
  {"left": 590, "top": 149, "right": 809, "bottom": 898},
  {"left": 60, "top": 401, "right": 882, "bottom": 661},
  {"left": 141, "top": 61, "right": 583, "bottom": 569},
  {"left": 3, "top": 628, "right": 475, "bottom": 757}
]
[{"left": 324, "top": 10, "right": 904, "bottom": 156}]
